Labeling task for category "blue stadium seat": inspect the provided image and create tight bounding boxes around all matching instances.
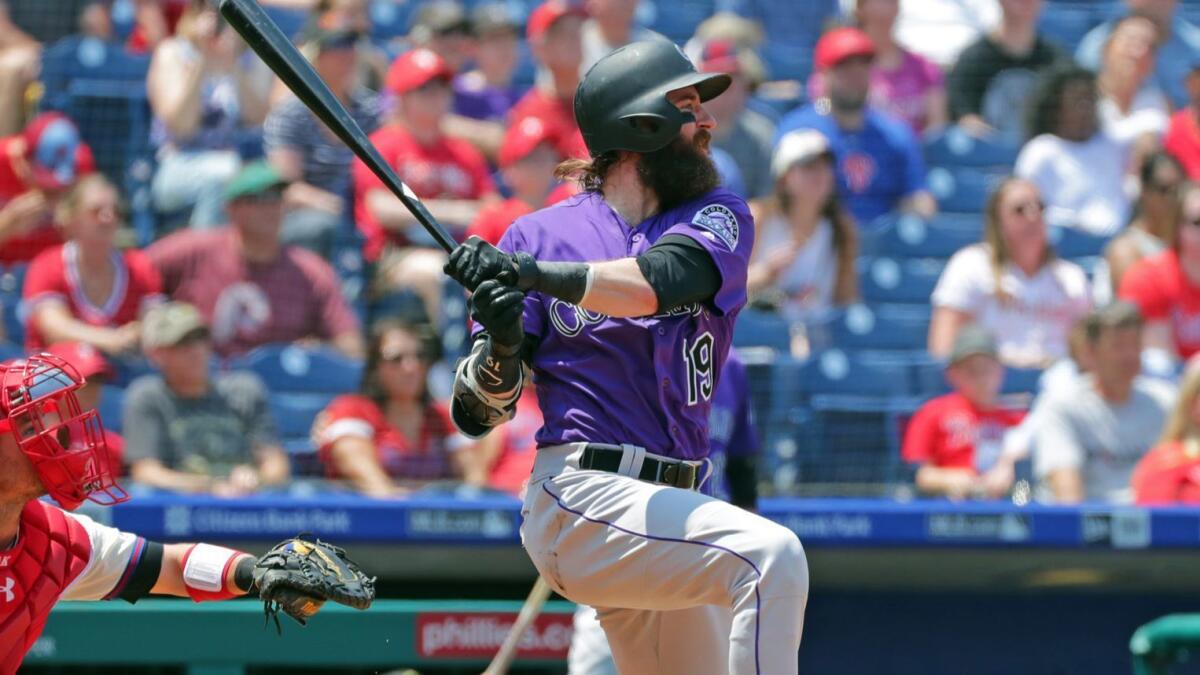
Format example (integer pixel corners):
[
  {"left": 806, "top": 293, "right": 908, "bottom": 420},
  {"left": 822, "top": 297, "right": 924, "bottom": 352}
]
[
  {"left": 858, "top": 257, "right": 945, "bottom": 305},
  {"left": 859, "top": 213, "right": 983, "bottom": 259},
  {"left": 268, "top": 392, "right": 336, "bottom": 441},
  {"left": 97, "top": 384, "right": 125, "bottom": 433},
  {"left": 733, "top": 308, "right": 791, "bottom": 352},
  {"left": 927, "top": 167, "right": 1004, "bottom": 214},
  {"left": 813, "top": 303, "right": 932, "bottom": 353},
  {"left": 262, "top": 5, "right": 309, "bottom": 40},
  {"left": 1048, "top": 226, "right": 1110, "bottom": 258},
  {"left": 369, "top": 0, "right": 419, "bottom": 43},
  {"left": 924, "top": 125, "right": 1021, "bottom": 170},
  {"left": 0, "top": 264, "right": 26, "bottom": 346},
  {"left": 228, "top": 345, "right": 363, "bottom": 395},
  {"left": 1002, "top": 367, "right": 1045, "bottom": 395},
  {"left": 644, "top": 0, "right": 715, "bottom": 42},
  {"left": 1037, "top": 6, "right": 1101, "bottom": 52},
  {"left": 0, "top": 340, "right": 22, "bottom": 362}
]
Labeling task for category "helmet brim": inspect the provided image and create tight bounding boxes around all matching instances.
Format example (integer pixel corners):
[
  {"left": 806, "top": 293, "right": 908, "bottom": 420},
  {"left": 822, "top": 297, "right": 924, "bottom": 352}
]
[{"left": 662, "top": 71, "right": 733, "bottom": 104}]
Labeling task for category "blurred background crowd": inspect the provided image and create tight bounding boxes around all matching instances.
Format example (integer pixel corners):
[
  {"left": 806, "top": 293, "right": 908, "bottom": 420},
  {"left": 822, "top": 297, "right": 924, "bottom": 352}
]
[{"left": 3, "top": 0, "right": 1200, "bottom": 507}]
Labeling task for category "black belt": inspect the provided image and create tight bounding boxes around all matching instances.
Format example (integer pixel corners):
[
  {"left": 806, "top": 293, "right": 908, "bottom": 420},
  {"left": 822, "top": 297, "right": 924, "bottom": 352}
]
[{"left": 579, "top": 444, "right": 700, "bottom": 490}]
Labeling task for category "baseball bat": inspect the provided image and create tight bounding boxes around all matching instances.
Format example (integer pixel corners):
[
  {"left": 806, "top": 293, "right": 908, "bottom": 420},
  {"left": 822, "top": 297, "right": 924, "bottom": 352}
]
[
  {"left": 217, "top": 0, "right": 457, "bottom": 254},
  {"left": 482, "top": 575, "right": 554, "bottom": 675}
]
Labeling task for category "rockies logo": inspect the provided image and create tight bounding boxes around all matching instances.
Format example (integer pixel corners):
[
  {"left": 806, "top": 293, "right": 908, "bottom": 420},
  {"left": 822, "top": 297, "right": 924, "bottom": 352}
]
[{"left": 1, "top": 576, "right": 13, "bottom": 603}]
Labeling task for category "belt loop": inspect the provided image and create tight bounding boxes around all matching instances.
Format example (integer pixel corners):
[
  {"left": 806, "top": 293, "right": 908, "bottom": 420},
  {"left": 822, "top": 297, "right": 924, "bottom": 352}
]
[{"left": 621, "top": 443, "right": 647, "bottom": 479}]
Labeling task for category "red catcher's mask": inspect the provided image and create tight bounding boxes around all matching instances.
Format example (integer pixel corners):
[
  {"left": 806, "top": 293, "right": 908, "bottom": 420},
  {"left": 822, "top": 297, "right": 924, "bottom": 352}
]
[{"left": 0, "top": 354, "right": 126, "bottom": 510}]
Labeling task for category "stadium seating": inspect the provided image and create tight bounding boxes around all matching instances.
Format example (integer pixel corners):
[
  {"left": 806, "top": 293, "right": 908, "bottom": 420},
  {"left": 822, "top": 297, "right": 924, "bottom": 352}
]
[
  {"left": 1037, "top": 6, "right": 1097, "bottom": 52},
  {"left": 858, "top": 256, "right": 945, "bottom": 305},
  {"left": 811, "top": 303, "right": 931, "bottom": 353},
  {"left": 927, "top": 166, "right": 1004, "bottom": 214},
  {"left": 859, "top": 213, "right": 982, "bottom": 260},
  {"left": 0, "top": 264, "right": 26, "bottom": 346},
  {"left": 226, "top": 344, "right": 364, "bottom": 395},
  {"left": 1048, "top": 225, "right": 1109, "bottom": 259},
  {"left": 732, "top": 307, "right": 792, "bottom": 352},
  {"left": 97, "top": 384, "right": 125, "bottom": 433},
  {"left": 923, "top": 125, "right": 1020, "bottom": 171}
]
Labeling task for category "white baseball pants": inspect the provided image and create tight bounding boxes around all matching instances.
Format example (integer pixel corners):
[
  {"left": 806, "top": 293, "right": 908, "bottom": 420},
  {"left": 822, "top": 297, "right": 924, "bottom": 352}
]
[{"left": 522, "top": 444, "right": 808, "bottom": 675}]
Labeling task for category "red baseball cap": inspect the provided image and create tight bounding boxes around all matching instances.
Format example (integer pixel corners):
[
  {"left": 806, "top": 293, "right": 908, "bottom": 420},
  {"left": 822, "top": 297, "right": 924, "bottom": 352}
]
[
  {"left": 23, "top": 112, "right": 83, "bottom": 191},
  {"left": 699, "top": 39, "right": 740, "bottom": 74},
  {"left": 814, "top": 27, "right": 875, "bottom": 71},
  {"left": 499, "top": 117, "right": 560, "bottom": 168},
  {"left": 43, "top": 342, "right": 110, "bottom": 381},
  {"left": 386, "top": 48, "right": 455, "bottom": 95},
  {"left": 526, "top": 0, "right": 586, "bottom": 42}
]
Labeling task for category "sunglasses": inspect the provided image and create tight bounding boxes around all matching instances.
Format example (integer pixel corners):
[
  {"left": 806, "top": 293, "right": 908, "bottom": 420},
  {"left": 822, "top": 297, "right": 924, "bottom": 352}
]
[
  {"left": 379, "top": 350, "right": 428, "bottom": 364},
  {"left": 1009, "top": 200, "right": 1045, "bottom": 218},
  {"left": 1147, "top": 182, "right": 1178, "bottom": 195}
]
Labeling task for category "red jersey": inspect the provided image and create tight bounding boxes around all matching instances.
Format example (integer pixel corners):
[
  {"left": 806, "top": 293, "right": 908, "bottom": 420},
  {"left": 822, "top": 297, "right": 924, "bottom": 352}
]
[
  {"left": 315, "top": 394, "right": 465, "bottom": 481},
  {"left": 22, "top": 243, "right": 164, "bottom": 351},
  {"left": 147, "top": 228, "right": 359, "bottom": 357},
  {"left": 509, "top": 88, "right": 589, "bottom": 160},
  {"left": 1166, "top": 109, "right": 1200, "bottom": 181},
  {"left": 487, "top": 390, "right": 543, "bottom": 495},
  {"left": 352, "top": 125, "right": 495, "bottom": 261},
  {"left": 901, "top": 393, "right": 1025, "bottom": 472},
  {"left": 1118, "top": 249, "right": 1200, "bottom": 359},
  {"left": 0, "top": 137, "right": 95, "bottom": 265},
  {"left": 466, "top": 184, "right": 578, "bottom": 245},
  {"left": 1131, "top": 441, "right": 1200, "bottom": 505}
]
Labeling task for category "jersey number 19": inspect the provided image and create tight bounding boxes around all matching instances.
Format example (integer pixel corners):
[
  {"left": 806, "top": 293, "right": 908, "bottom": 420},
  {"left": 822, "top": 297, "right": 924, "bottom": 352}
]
[{"left": 684, "top": 332, "right": 715, "bottom": 406}]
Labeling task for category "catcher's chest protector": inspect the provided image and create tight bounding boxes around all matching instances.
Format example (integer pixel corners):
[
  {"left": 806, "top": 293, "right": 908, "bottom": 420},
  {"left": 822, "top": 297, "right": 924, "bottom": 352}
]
[{"left": 0, "top": 500, "right": 91, "bottom": 675}]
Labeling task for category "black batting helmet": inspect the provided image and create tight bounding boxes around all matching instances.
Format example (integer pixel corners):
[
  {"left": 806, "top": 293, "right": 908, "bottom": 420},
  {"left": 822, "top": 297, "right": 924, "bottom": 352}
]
[{"left": 574, "top": 40, "right": 731, "bottom": 157}]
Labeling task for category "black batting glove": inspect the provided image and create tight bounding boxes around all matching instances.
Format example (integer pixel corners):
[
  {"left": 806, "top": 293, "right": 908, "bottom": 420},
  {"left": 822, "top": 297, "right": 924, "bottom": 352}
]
[
  {"left": 445, "top": 236, "right": 520, "bottom": 292},
  {"left": 471, "top": 278, "right": 525, "bottom": 355}
]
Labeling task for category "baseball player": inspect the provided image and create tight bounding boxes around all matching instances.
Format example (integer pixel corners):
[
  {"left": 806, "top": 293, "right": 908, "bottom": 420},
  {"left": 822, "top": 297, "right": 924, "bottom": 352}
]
[
  {"left": 0, "top": 353, "right": 372, "bottom": 673},
  {"left": 568, "top": 350, "right": 763, "bottom": 674},
  {"left": 445, "top": 41, "right": 807, "bottom": 675}
]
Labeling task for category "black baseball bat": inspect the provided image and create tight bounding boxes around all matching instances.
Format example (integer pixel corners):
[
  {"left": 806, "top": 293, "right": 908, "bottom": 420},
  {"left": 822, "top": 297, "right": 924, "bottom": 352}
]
[{"left": 218, "top": 0, "right": 457, "bottom": 253}]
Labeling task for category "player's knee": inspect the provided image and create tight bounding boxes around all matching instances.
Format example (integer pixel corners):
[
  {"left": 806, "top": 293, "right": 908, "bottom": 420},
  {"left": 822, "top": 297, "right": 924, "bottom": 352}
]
[{"left": 757, "top": 523, "right": 808, "bottom": 600}]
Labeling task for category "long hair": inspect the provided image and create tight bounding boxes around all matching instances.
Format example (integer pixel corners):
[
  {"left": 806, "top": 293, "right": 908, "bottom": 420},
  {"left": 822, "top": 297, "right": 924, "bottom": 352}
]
[
  {"left": 1159, "top": 367, "right": 1200, "bottom": 456},
  {"left": 554, "top": 151, "right": 622, "bottom": 192},
  {"left": 1024, "top": 65, "right": 1096, "bottom": 140},
  {"left": 360, "top": 318, "right": 440, "bottom": 409},
  {"left": 983, "top": 177, "right": 1055, "bottom": 305},
  {"left": 1132, "top": 150, "right": 1184, "bottom": 231},
  {"left": 55, "top": 173, "right": 118, "bottom": 230}
]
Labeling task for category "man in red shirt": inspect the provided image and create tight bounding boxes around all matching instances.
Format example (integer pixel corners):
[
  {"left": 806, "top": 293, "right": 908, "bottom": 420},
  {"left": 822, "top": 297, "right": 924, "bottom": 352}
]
[
  {"left": 148, "top": 162, "right": 364, "bottom": 359},
  {"left": 466, "top": 117, "right": 575, "bottom": 245},
  {"left": 354, "top": 47, "right": 497, "bottom": 323},
  {"left": 902, "top": 326, "right": 1026, "bottom": 500},
  {"left": 1119, "top": 182, "right": 1200, "bottom": 361},
  {"left": 0, "top": 112, "right": 96, "bottom": 265},
  {"left": 508, "top": 0, "right": 589, "bottom": 160}
]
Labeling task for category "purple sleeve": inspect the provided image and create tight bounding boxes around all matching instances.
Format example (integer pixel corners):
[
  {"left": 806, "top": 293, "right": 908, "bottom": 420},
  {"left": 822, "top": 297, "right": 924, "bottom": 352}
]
[
  {"left": 468, "top": 223, "right": 547, "bottom": 341},
  {"left": 724, "top": 357, "right": 760, "bottom": 459},
  {"left": 662, "top": 193, "right": 755, "bottom": 316}
]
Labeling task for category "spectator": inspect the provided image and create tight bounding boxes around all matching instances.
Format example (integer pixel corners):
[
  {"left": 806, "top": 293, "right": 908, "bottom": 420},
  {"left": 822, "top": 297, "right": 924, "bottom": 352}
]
[
  {"left": 930, "top": 177, "right": 1091, "bottom": 368},
  {"left": 1076, "top": 0, "right": 1200, "bottom": 110},
  {"left": 1015, "top": 66, "right": 1132, "bottom": 236},
  {"left": 903, "top": 326, "right": 1025, "bottom": 500},
  {"left": 408, "top": 0, "right": 474, "bottom": 74},
  {"left": 1097, "top": 14, "right": 1168, "bottom": 149},
  {"left": 893, "top": 0, "right": 1000, "bottom": 68},
  {"left": 1106, "top": 151, "right": 1183, "bottom": 291},
  {"left": 354, "top": 48, "right": 496, "bottom": 323},
  {"left": 946, "top": 0, "right": 1064, "bottom": 140},
  {"left": 1164, "top": 60, "right": 1200, "bottom": 180},
  {"left": 811, "top": 0, "right": 946, "bottom": 135},
  {"left": 305, "top": 0, "right": 389, "bottom": 92},
  {"left": 466, "top": 117, "right": 571, "bottom": 245},
  {"left": 125, "top": 301, "right": 290, "bottom": 495},
  {"left": 581, "top": 0, "right": 663, "bottom": 70},
  {"left": 147, "top": 0, "right": 270, "bottom": 228},
  {"left": 125, "top": 0, "right": 188, "bottom": 54},
  {"left": 697, "top": 39, "right": 776, "bottom": 200},
  {"left": 468, "top": 388, "right": 543, "bottom": 496},
  {"left": 1131, "top": 365, "right": 1200, "bottom": 505},
  {"left": 265, "top": 28, "right": 380, "bottom": 258},
  {"left": 452, "top": 3, "right": 523, "bottom": 123},
  {"left": 148, "top": 161, "right": 364, "bottom": 359},
  {"left": 0, "top": 1, "right": 38, "bottom": 137},
  {"left": 1119, "top": 181, "right": 1200, "bottom": 362},
  {"left": 509, "top": 0, "right": 589, "bottom": 160},
  {"left": 776, "top": 27, "right": 936, "bottom": 228},
  {"left": 748, "top": 129, "right": 858, "bottom": 326},
  {"left": 1033, "top": 302, "right": 1174, "bottom": 503},
  {"left": 0, "top": 113, "right": 95, "bottom": 265},
  {"left": 45, "top": 340, "right": 124, "bottom": 477},
  {"left": 313, "top": 319, "right": 472, "bottom": 497},
  {"left": 22, "top": 174, "right": 163, "bottom": 354}
]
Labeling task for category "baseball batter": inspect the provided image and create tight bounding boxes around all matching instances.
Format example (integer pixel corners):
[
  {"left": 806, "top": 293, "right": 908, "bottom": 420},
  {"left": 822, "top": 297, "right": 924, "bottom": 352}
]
[
  {"left": 0, "top": 353, "right": 370, "bottom": 673},
  {"left": 445, "top": 41, "right": 807, "bottom": 674}
]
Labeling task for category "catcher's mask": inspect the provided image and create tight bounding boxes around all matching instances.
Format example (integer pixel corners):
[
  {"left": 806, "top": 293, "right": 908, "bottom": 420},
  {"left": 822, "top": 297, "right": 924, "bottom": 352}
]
[{"left": 0, "top": 354, "right": 126, "bottom": 510}]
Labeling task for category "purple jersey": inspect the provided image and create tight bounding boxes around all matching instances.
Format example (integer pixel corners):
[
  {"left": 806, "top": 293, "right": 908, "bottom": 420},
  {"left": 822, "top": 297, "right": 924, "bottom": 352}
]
[
  {"left": 486, "top": 187, "right": 754, "bottom": 460},
  {"left": 704, "top": 351, "right": 761, "bottom": 501}
]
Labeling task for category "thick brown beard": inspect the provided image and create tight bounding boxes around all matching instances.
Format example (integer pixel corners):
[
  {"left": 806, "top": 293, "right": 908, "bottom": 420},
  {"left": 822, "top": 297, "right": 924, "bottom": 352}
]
[{"left": 637, "top": 129, "right": 721, "bottom": 213}]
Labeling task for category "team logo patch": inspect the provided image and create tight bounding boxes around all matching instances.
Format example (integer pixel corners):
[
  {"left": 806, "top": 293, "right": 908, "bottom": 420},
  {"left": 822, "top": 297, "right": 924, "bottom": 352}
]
[{"left": 692, "top": 204, "right": 739, "bottom": 251}]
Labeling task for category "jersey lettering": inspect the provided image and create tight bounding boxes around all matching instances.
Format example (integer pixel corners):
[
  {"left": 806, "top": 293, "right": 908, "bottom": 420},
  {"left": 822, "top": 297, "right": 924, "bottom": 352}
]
[
  {"left": 684, "top": 332, "right": 715, "bottom": 405},
  {"left": 1, "top": 577, "right": 12, "bottom": 603},
  {"left": 548, "top": 299, "right": 606, "bottom": 338}
]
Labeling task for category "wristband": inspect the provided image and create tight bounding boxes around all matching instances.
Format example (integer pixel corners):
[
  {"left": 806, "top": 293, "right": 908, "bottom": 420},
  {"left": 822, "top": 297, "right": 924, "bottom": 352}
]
[{"left": 181, "top": 543, "right": 248, "bottom": 602}]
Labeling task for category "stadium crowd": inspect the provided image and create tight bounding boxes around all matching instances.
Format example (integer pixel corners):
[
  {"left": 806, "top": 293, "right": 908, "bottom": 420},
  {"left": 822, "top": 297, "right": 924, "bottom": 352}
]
[{"left": 4, "top": 0, "right": 1200, "bottom": 506}]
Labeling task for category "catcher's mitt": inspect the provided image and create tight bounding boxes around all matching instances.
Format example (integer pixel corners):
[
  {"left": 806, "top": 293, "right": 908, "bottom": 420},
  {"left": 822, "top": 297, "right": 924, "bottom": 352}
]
[{"left": 253, "top": 535, "right": 376, "bottom": 631}]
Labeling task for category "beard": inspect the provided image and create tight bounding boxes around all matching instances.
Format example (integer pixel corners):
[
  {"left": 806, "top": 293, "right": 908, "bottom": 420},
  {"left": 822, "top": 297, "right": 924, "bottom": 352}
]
[{"left": 636, "top": 129, "right": 721, "bottom": 213}]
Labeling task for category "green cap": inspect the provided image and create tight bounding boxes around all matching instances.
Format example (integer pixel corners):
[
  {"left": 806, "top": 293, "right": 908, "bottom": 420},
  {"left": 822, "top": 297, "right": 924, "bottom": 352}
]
[
  {"left": 224, "top": 161, "right": 288, "bottom": 202},
  {"left": 948, "top": 324, "right": 998, "bottom": 366}
]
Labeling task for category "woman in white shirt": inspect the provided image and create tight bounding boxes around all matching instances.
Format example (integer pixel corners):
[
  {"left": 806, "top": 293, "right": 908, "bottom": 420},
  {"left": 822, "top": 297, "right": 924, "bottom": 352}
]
[
  {"left": 929, "top": 177, "right": 1092, "bottom": 368},
  {"left": 748, "top": 129, "right": 858, "bottom": 326},
  {"left": 1097, "top": 13, "right": 1169, "bottom": 146}
]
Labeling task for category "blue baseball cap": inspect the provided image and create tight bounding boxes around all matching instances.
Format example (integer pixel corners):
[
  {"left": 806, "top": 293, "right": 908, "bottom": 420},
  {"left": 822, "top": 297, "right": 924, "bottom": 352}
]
[{"left": 24, "top": 113, "right": 81, "bottom": 190}]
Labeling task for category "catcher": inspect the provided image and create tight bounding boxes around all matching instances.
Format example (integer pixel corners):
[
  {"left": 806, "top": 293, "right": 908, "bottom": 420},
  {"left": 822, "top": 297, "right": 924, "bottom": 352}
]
[{"left": 0, "top": 353, "right": 374, "bottom": 673}]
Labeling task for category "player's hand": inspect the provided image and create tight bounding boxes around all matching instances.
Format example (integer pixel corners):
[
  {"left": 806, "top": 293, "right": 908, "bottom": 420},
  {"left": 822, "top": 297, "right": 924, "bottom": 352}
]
[
  {"left": 471, "top": 278, "right": 525, "bottom": 352},
  {"left": 980, "top": 460, "right": 1016, "bottom": 499},
  {"left": 445, "top": 236, "right": 518, "bottom": 291}
]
